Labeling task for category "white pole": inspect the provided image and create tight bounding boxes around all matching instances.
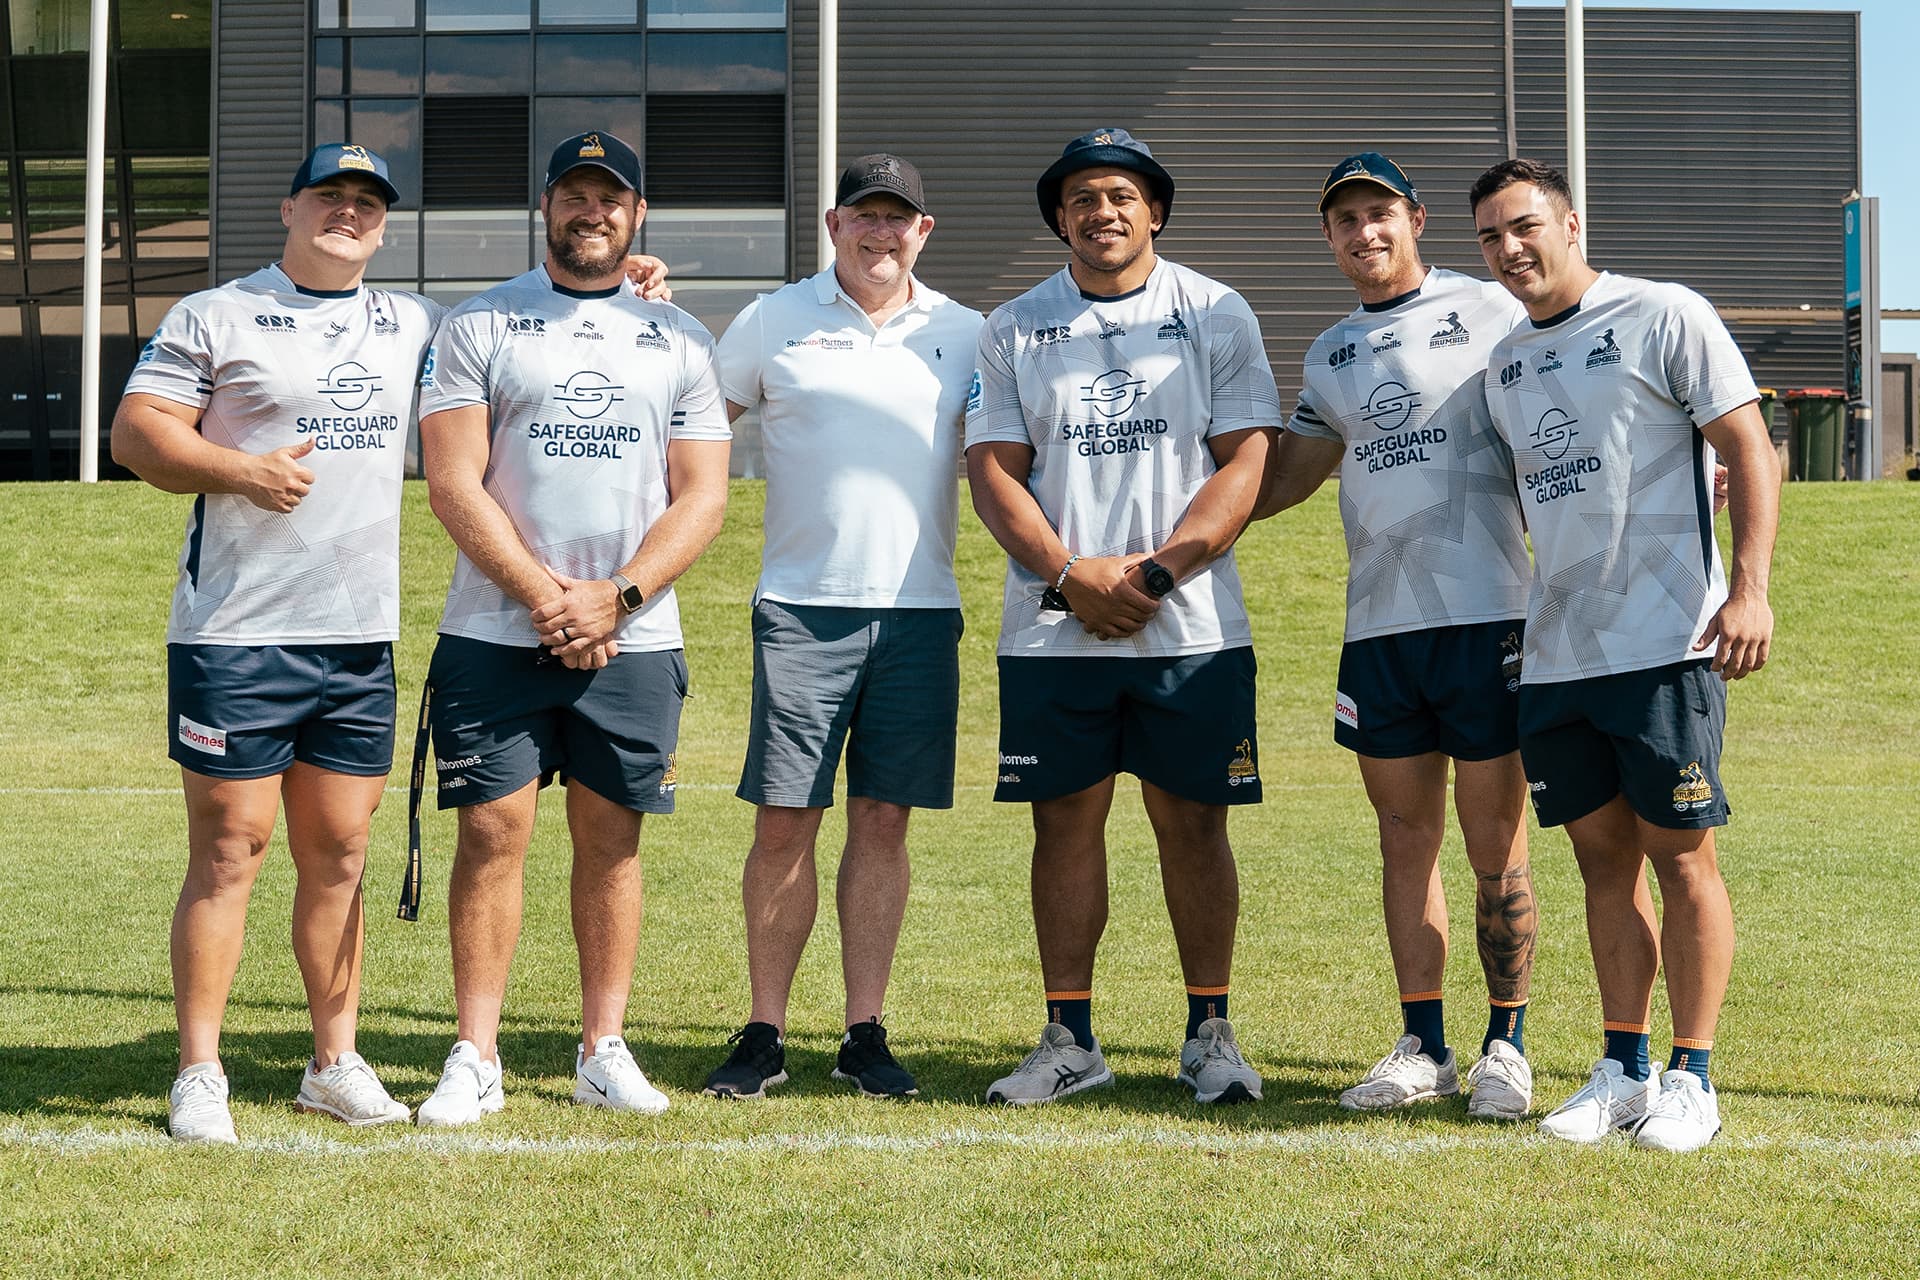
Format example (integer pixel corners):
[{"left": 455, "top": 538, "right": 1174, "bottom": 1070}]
[
  {"left": 817, "top": 0, "right": 837, "bottom": 275},
  {"left": 1567, "top": 0, "right": 1588, "bottom": 253},
  {"left": 79, "top": 0, "right": 111, "bottom": 481}
]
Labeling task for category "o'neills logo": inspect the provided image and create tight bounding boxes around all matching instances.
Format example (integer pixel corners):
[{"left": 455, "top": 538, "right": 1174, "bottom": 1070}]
[{"left": 178, "top": 714, "right": 228, "bottom": 757}]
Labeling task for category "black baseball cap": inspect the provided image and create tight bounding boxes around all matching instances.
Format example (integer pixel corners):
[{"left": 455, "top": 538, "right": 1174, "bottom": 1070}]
[
  {"left": 1319, "top": 152, "right": 1419, "bottom": 211},
  {"left": 543, "top": 130, "right": 642, "bottom": 194},
  {"left": 835, "top": 153, "right": 928, "bottom": 214},
  {"left": 290, "top": 143, "right": 400, "bottom": 207},
  {"left": 1035, "top": 127, "right": 1176, "bottom": 241}
]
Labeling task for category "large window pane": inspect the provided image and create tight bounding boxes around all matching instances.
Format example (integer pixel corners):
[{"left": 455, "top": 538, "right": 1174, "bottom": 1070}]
[
  {"left": 118, "top": 3, "right": 212, "bottom": 49},
  {"left": 646, "top": 32, "right": 783, "bottom": 92},
  {"left": 640, "top": 207, "right": 781, "bottom": 278},
  {"left": 129, "top": 157, "right": 209, "bottom": 261},
  {"left": 424, "top": 209, "right": 532, "bottom": 280},
  {"left": 425, "top": 35, "right": 533, "bottom": 92},
  {"left": 314, "top": 99, "right": 348, "bottom": 147},
  {"left": 541, "top": 0, "right": 637, "bottom": 24},
  {"left": 645, "top": 0, "right": 783, "bottom": 30},
  {"left": 365, "top": 210, "right": 421, "bottom": 283},
  {"left": 348, "top": 99, "right": 423, "bottom": 208},
  {"left": 425, "top": 0, "right": 531, "bottom": 32},
  {"left": 535, "top": 33, "right": 643, "bottom": 94},
  {"left": 10, "top": 0, "right": 89, "bottom": 53},
  {"left": 534, "top": 97, "right": 643, "bottom": 169},
  {"left": 315, "top": 38, "right": 345, "bottom": 95},
  {"left": 350, "top": 36, "right": 422, "bottom": 94},
  {"left": 13, "top": 57, "right": 114, "bottom": 151},
  {"left": 118, "top": 53, "right": 211, "bottom": 151},
  {"left": 24, "top": 158, "right": 120, "bottom": 261}
]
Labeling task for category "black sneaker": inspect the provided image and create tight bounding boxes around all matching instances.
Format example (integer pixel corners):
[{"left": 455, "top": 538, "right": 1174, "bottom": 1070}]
[
  {"left": 703, "top": 1022, "right": 788, "bottom": 1099},
  {"left": 832, "top": 1018, "right": 919, "bottom": 1098}
]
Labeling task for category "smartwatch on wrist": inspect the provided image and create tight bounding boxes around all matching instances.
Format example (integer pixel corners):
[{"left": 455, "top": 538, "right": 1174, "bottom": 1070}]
[
  {"left": 1139, "top": 558, "right": 1176, "bottom": 599},
  {"left": 611, "top": 573, "right": 644, "bottom": 614}
]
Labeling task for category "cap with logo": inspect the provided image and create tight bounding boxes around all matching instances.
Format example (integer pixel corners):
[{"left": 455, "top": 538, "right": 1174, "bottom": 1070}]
[
  {"left": 1318, "top": 152, "right": 1419, "bottom": 211},
  {"left": 1035, "top": 127, "right": 1176, "bottom": 242},
  {"left": 290, "top": 142, "right": 400, "bottom": 207},
  {"left": 543, "top": 130, "right": 642, "bottom": 195},
  {"left": 835, "top": 153, "right": 928, "bottom": 214}
]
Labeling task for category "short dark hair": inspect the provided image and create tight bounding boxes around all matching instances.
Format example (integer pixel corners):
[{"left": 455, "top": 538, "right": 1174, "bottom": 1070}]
[{"left": 1468, "top": 159, "right": 1573, "bottom": 217}]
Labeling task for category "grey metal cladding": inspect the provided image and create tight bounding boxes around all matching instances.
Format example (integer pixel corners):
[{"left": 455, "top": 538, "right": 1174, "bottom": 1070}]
[
  {"left": 212, "top": 0, "right": 309, "bottom": 282},
  {"left": 1514, "top": 6, "right": 1859, "bottom": 390},
  {"left": 791, "top": 0, "right": 1513, "bottom": 407}
]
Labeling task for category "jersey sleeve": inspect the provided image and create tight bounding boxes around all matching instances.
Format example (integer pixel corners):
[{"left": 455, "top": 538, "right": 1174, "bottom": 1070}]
[
  {"left": 963, "top": 308, "right": 1033, "bottom": 449},
  {"left": 1286, "top": 361, "right": 1342, "bottom": 441},
  {"left": 418, "top": 300, "right": 499, "bottom": 415},
  {"left": 1659, "top": 287, "right": 1760, "bottom": 430},
  {"left": 1200, "top": 290, "right": 1283, "bottom": 437},
  {"left": 123, "top": 298, "right": 215, "bottom": 412},
  {"left": 669, "top": 316, "right": 732, "bottom": 442},
  {"left": 714, "top": 294, "right": 766, "bottom": 412}
]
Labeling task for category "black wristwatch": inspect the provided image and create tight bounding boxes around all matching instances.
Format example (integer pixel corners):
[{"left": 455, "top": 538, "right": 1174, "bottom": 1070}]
[
  {"left": 1140, "top": 558, "right": 1176, "bottom": 599},
  {"left": 611, "top": 573, "right": 644, "bottom": 614}
]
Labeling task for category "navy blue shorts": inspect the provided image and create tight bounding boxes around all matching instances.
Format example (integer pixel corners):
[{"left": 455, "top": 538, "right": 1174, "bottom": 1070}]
[
  {"left": 739, "top": 602, "right": 963, "bottom": 810},
  {"left": 426, "top": 636, "right": 687, "bottom": 814},
  {"left": 166, "top": 642, "right": 396, "bottom": 780},
  {"left": 1518, "top": 659, "right": 1729, "bottom": 830},
  {"left": 1334, "top": 620, "right": 1524, "bottom": 761},
  {"left": 993, "top": 648, "right": 1262, "bottom": 806}
]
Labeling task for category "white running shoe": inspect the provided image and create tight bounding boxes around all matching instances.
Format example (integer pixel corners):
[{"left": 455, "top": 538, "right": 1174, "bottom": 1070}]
[
  {"left": 1538, "top": 1057, "right": 1656, "bottom": 1143},
  {"left": 295, "top": 1052, "right": 411, "bottom": 1127},
  {"left": 1632, "top": 1069, "right": 1722, "bottom": 1152},
  {"left": 416, "top": 1040, "right": 504, "bottom": 1129},
  {"left": 1178, "top": 1017, "right": 1263, "bottom": 1104},
  {"left": 168, "top": 1061, "right": 238, "bottom": 1144},
  {"left": 986, "top": 1023, "right": 1113, "bottom": 1106},
  {"left": 1338, "top": 1034, "right": 1460, "bottom": 1110},
  {"left": 574, "top": 1035, "right": 670, "bottom": 1115},
  {"left": 1465, "top": 1039, "right": 1534, "bottom": 1121}
]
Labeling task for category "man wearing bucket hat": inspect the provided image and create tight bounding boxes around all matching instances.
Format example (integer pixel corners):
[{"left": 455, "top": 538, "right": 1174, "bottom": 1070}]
[
  {"left": 113, "top": 142, "right": 437, "bottom": 1142},
  {"left": 413, "top": 129, "right": 731, "bottom": 1127},
  {"left": 965, "top": 128, "right": 1280, "bottom": 1106},
  {"left": 1254, "top": 151, "right": 1539, "bottom": 1120}
]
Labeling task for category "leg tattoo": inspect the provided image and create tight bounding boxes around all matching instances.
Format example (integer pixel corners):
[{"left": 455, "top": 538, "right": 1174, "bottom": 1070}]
[{"left": 1475, "top": 867, "right": 1535, "bottom": 1004}]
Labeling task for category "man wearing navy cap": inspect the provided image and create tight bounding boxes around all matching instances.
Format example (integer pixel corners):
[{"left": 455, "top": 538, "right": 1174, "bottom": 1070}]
[
  {"left": 414, "top": 130, "right": 732, "bottom": 1127},
  {"left": 966, "top": 128, "right": 1280, "bottom": 1106},
  {"left": 1255, "top": 152, "right": 1539, "bottom": 1119}
]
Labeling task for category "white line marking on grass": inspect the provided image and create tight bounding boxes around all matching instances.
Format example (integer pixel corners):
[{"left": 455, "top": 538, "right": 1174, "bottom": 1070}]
[
  {"left": 7, "top": 1121, "right": 1919, "bottom": 1159},
  {"left": 1, "top": 782, "right": 1367, "bottom": 798}
]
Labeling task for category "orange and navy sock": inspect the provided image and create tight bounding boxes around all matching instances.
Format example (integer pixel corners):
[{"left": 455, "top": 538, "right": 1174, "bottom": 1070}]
[
  {"left": 1186, "top": 985, "right": 1229, "bottom": 1041},
  {"left": 1668, "top": 1038, "right": 1713, "bottom": 1089},
  {"left": 1047, "top": 991, "right": 1094, "bottom": 1051},
  {"left": 1400, "top": 991, "right": 1447, "bottom": 1061},
  {"left": 1604, "top": 1021, "right": 1652, "bottom": 1081},
  {"left": 1485, "top": 999, "right": 1527, "bottom": 1056}
]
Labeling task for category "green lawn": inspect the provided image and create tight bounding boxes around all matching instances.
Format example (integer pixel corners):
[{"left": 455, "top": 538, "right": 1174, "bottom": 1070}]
[{"left": 2, "top": 478, "right": 1917, "bottom": 1277}]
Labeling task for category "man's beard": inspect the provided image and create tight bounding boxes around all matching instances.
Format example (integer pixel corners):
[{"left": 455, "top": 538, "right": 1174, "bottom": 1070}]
[{"left": 547, "top": 215, "right": 635, "bottom": 279}]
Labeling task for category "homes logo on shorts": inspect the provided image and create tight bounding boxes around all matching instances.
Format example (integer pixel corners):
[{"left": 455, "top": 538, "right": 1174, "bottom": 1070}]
[
  {"left": 1672, "top": 761, "right": 1714, "bottom": 812},
  {"left": 1499, "top": 630, "right": 1523, "bottom": 691},
  {"left": 506, "top": 316, "right": 547, "bottom": 337},
  {"left": 998, "top": 750, "right": 1039, "bottom": 785},
  {"left": 177, "top": 714, "right": 227, "bottom": 758},
  {"left": 1226, "top": 738, "right": 1258, "bottom": 787},
  {"left": 1081, "top": 368, "right": 1146, "bottom": 418},
  {"left": 317, "top": 361, "right": 383, "bottom": 411},
  {"left": 1586, "top": 327, "right": 1623, "bottom": 369},
  {"left": 659, "top": 752, "right": 678, "bottom": 795},
  {"left": 1429, "top": 311, "right": 1471, "bottom": 348},
  {"left": 1157, "top": 308, "right": 1191, "bottom": 342},
  {"left": 1334, "top": 691, "right": 1359, "bottom": 730},
  {"left": 1360, "top": 381, "right": 1419, "bottom": 433},
  {"left": 254, "top": 314, "right": 298, "bottom": 333},
  {"left": 1370, "top": 330, "right": 1402, "bottom": 353},
  {"left": 1096, "top": 316, "right": 1127, "bottom": 340},
  {"left": 1535, "top": 349, "right": 1564, "bottom": 375},
  {"left": 634, "top": 319, "right": 670, "bottom": 351},
  {"left": 551, "top": 370, "right": 624, "bottom": 417},
  {"left": 436, "top": 753, "right": 482, "bottom": 789}
]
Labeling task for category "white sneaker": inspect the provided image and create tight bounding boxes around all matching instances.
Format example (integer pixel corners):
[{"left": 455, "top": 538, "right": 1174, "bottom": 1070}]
[
  {"left": 986, "top": 1023, "right": 1113, "bottom": 1106},
  {"left": 1178, "top": 1017, "right": 1263, "bottom": 1104},
  {"left": 295, "top": 1052, "right": 411, "bottom": 1127},
  {"left": 574, "top": 1035, "right": 670, "bottom": 1115},
  {"left": 1633, "top": 1069, "right": 1722, "bottom": 1152},
  {"left": 416, "top": 1040, "right": 504, "bottom": 1129},
  {"left": 1538, "top": 1057, "right": 1656, "bottom": 1143},
  {"left": 1465, "top": 1039, "right": 1534, "bottom": 1121},
  {"left": 1338, "top": 1034, "right": 1459, "bottom": 1110},
  {"left": 168, "top": 1061, "right": 238, "bottom": 1144}
]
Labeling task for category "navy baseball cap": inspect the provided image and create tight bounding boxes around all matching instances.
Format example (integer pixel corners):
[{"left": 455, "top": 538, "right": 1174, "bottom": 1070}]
[
  {"left": 290, "top": 143, "right": 400, "bottom": 207},
  {"left": 1035, "top": 127, "right": 1176, "bottom": 241},
  {"left": 835, "top": 153, "right": 928, "bottom": 214},
  {"left": 1319, "top": 152, "right": 1419, "bottom": 211},
  {"left": 544, "top": 130, "right": 642, "bottom": 194}
]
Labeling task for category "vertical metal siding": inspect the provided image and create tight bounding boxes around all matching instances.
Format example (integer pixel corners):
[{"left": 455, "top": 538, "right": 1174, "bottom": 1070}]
[{"left": 211, "top": 0, "right": 310, "bottom": 281}]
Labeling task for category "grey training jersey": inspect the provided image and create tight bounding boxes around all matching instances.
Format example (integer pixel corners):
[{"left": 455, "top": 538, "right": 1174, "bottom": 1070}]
[
  {"left": 1290, "top": 268, "right": 1530, "bottom": 642},
  {"left": 965, "top": 260, "right": 1282, "bottom": 658},
  {"left": 421, "top": 267, "right": 730, "bottom": 652},
  {"left": 123, "top": 265, "right": 442, "bottom": 646},
  {"left": 1484, "top": 272, "right": 1758, "bottom": 683}
]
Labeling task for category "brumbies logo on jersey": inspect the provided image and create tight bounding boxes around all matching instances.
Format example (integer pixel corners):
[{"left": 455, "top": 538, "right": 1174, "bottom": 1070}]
[
  {"left": 1430, "top": 312, "right": 1470, "bottom": 348},
  {"left": 1081, "top": 369, "right": 1146, "bottom": 418},
  {"left": 635, "top": 319, "right": 670, "bottom": 351},
  {"left": 1586, "top": 327, "right": 1623, "bottom": 369},
  {"left": 552, "top": 370, "right": 624, "bottom": 417},
  {"left": 1157, "top": 308, "right": 1191, "bottom": 342},
  {"left": 317, "top": 361, "right": 383, "bottom": 411}
]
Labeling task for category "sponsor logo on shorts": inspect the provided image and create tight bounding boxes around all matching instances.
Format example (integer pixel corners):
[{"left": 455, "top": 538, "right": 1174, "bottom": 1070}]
[
  {"left": 1334, "top": 691, "right": 1359, "bottom": 730},
  {"left": 999, "top": 773, "right": 1022, "bottom": 784},
  {"left": 437, "top": 755, "right": 482, "bottom": 771},
  {"left": 178, "top": 714, "right": 227, "bottom": 757},
  {"left": 1226, "top": 738, "right": 1258, "bottom": 787},
  {"left": 660, "top": 752, "right": 679, "bottom": 795},
  {"left": 1529, "top": 780, "right": 1547, "bottom": 792},
  {"left": 1000, "top": 752, "right": 1040, "bottom": 765},
  {"left": 1500, "top": 630, "right": 1523, "bottom": 691},
  {"left": 1672, "top": 761, "right": 1714, "bottom": 811}
]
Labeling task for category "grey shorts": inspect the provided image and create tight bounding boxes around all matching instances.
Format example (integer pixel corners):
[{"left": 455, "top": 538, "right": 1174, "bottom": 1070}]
[
  {"left": 426, "top": 636, "right": 687, "bottom": 814},
  {"left": 167, "top": 642, "right": 396, "bottom": 780},
  {"left": 738, "top": 602, "right": 963, "bottom": 810}
]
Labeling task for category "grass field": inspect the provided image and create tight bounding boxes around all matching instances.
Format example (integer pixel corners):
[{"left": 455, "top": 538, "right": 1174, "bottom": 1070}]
[{"left": 2, "top": 477, "right": 1918, "bottom": 1277}]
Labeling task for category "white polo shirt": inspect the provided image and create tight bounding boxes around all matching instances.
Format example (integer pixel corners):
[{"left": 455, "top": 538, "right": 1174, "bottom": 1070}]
[{"left": 717, "top": 266, "right": 982, "bottom": 608}]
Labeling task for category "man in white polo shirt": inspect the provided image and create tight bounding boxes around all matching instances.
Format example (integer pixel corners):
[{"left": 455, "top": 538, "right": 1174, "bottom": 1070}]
[{"left": 700, "top": 154, "right": 982, "bottom": 1100}]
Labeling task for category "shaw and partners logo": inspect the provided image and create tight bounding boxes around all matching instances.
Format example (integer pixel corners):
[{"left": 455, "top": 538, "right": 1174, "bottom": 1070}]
[
  {"left": 1360, "top": 381, "right": 1419, "bottom": 433},
  {"left": 552, "top": 370, "right": 624, "bottom": 418},
  {"left": 317, "top": 361, "right": 383, "bottom": 411},
  {"left": 1080, "top": 369, "right": 1147, "bottom": 419}
]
